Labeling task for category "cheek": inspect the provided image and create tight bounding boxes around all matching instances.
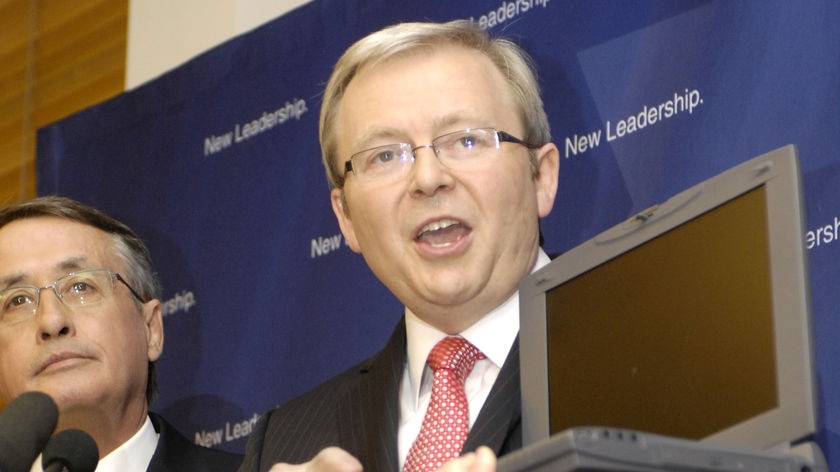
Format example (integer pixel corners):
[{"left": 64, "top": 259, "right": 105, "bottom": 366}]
[
  {"left": 116, "top": 323, "right": 150, "bottom": 358},
  {"left": 0, "top": 339, "right": 30, "bottom": 399},
  {"left": 480, "top": 165, "right": 536, "bottom": 208},
  {"left": 484, "top": 173, "right": 540, "bottom": 239},
  {"left": 87, "top": 313, "right": 147, "bottom": 362},
  {"left": 346, "top": 190, "right": 401, "bottom": 242}
]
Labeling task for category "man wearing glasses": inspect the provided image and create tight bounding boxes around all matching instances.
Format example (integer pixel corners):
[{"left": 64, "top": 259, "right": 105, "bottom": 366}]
[
  {"left": 0, "top": 196, "right": 242, "bottom": 472},
  {"left": 240, "top": 19, "right": 559, "bottom": 472}
]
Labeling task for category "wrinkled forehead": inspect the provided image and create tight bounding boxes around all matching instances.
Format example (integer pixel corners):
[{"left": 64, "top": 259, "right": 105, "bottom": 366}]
[{"left": 0, "top": 217, "right": 119, "bottom": 285}]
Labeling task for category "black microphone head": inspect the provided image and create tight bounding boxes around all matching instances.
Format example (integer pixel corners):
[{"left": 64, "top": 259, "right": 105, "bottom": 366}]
[
  {"left": 42, "top": 429, "right": 98, "bottom": 472},
  {"left": 0, "top": 391, "right": 59, "bottom": 472}
]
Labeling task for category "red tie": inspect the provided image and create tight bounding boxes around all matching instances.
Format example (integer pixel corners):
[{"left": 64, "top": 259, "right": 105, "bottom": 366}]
[{"left": 404, "top": 336, "right": 486, "bottom": 472}]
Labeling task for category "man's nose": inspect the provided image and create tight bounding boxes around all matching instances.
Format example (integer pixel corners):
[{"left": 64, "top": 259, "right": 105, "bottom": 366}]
[{"left": 36, "top": 288, "right": 74, "bottom": 340}]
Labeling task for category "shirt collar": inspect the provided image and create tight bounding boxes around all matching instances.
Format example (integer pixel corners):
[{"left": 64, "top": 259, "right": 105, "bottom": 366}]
[
  {"left": 94, "top": 415, "right": 159, "bottom": 472},
  {"left": 404, "top": 248, "right": 551, "bottom": 401}
]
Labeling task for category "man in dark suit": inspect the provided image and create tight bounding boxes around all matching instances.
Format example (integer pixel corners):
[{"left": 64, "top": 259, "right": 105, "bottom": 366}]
[
  {"left": 0, "top": 196, "right": 241, "bottom": 472},
  {"left": 240, "top": 19, "right": 559, "bottom": 472}
]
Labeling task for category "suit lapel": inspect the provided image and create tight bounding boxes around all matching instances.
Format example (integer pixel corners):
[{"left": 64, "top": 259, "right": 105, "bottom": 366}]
[{"left": 462, "top": 336, "right": 521, "bottom": 455}]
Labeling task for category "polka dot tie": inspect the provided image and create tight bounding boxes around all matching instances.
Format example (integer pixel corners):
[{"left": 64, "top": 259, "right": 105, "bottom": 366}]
[{"left": 403, "top": 336, "right": 486, "bottom": 472}]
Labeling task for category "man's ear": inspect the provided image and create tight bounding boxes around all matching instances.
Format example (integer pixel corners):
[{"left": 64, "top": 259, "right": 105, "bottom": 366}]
[
  {"left": 331, "top": 188, "right": 361, "bottom": 253},
  {"left": 532, "top": 142, "right": 560, "bottom": 218},
  {"left": 144, "top": 300, "right": 164, "bottom": 362}
]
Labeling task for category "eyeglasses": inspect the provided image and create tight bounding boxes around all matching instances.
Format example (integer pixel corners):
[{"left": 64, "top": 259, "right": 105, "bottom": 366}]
[
  {"left": 0, "top": 269, "right": 144, "bottom": 326},
  {"left": 343, "top": 128, "right": 535, "bottom": 184}
]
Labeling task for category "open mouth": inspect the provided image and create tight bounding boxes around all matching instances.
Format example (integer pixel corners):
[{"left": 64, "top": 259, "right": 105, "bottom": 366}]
[{"left": 416, "top": 219, "right": 470, "bottom": 247}]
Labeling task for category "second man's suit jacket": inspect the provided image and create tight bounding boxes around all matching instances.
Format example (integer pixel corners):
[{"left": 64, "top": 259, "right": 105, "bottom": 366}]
[
  {"left": 148, "top": 412, "right": 243, "bottom": 472},
  {"left": 237, "top": 317, "right": 522, "bottom": 472}
]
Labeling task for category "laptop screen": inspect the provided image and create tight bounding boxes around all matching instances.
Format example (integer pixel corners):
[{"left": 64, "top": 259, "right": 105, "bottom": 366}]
[
  {"left": 545, "top": 185, "right": 777, "bottom": 439},
  {"left": 519, "top": 145, "right": 816, "bottom": 451}
]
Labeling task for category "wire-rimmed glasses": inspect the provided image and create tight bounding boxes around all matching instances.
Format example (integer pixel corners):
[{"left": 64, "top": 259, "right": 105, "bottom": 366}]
[
  {"left": 0, "top": 268, "right": 144, "bottom": 326},
  {"left": 343, "top": 127, "right": 536, "bottom": 184}
]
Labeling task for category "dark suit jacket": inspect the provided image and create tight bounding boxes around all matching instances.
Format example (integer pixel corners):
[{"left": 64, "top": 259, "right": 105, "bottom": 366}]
[
  {"left": 148, "top": 412, "right": 243, "bottom": 472},
  {"left": 238, "top": 318, "right": 521, "bottom": 472}
]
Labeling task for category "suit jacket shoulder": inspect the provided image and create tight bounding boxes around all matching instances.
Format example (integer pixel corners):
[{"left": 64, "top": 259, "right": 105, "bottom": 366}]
[
  {"left": 239, "top": 319, "right": 407, "bottom": 472},
  {"left": 148, "top": 412, "right": 243, "bottom": 472}
]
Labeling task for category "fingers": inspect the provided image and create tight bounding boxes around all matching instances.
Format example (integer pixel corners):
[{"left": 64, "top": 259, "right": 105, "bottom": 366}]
[
  {"left": 310, "top": 447, "right": 363, "bottom": 472},
  {"left": 265, "top": 445, "right": 496, "bottom": 472},
  {"left": 269, "top": 463, "right": 305, "bottom": 472},
  {"left": 473, "top": 446, "right": 497, "bottom": 469},
  {"left": 268, "top": 447, "right": 363, "bottom": 472},
  {"left": 437, "top": 446, "right": 497, "bottom": 471}
]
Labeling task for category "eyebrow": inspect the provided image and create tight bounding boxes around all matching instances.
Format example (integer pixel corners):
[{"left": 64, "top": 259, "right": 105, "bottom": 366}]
[
  {"left": 350, "top": 127, "right": 404, "bottom": 153},
  {"left": 0, "top": 257, "right": 90, "bottom": 289}
]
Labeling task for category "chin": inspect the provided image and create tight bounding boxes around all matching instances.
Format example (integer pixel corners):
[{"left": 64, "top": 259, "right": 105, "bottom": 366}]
[{"left": 38, "top": 383, "right": 96, "bottom": 410}]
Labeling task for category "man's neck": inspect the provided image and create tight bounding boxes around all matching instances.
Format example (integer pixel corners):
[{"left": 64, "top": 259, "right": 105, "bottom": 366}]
[{"left": 57, "top": 404, "right": 149, "bottom": 457}]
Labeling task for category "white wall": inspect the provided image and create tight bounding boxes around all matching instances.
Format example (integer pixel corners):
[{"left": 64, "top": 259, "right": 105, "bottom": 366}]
[{"left": 126, "top": 0, "right": 312, "bottom": 89}]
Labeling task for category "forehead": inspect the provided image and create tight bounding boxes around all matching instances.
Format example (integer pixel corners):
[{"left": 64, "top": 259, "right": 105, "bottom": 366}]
[
  {"left": 336, "top": 45, "right": 518, "bottom": 147},
  {"left": 0, "top": 217, "right": 117, "bottom": 280}
]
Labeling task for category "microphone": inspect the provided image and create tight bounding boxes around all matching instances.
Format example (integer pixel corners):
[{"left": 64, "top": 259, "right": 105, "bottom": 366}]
[
  {"left": 0, "top": 391, "right": 59, "bottom": 472},
  {"left": 41, "top": 429, "right": 98, "bottom": 472}
]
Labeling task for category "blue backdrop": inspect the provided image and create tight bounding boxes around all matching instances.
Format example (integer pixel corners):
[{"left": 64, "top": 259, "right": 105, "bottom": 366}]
[{"left": 36, "top": 0, "right": 840, "bottom": 468}]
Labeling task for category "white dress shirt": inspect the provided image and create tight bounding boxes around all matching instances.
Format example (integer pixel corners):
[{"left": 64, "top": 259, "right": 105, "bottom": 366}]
[
  {"left": 31, "top": 415, "right": 159, "bottom": 472},
  {"left": 397, "top": 249, "right": 551, "bottom": 467}
]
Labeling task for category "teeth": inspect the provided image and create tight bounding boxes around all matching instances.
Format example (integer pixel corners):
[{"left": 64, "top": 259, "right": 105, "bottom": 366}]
[{"left": 419, "top": 219, "right": 459, "bottom": 235}]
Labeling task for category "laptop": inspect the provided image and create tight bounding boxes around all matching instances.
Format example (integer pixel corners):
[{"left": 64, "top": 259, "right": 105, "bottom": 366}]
[{"left": 500, "top": 145, "right": 826, "bottom": 472}]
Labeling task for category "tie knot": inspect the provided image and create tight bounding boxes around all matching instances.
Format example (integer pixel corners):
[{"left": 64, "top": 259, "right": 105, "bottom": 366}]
[{"left": 427, "top": 337, "right": 485, "bottom": 381}]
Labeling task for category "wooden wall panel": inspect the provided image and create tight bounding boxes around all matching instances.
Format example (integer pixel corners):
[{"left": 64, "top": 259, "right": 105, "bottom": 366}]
[{"left": 0, "top": 0, "right": 128, "bottom": 206}]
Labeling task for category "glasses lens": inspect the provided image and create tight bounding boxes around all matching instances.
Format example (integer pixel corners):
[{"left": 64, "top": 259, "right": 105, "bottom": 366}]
[
  {"left": 436, "top": 128, "right": 499, "bottom": 163},
  {"left": 0, "top": 287, "right": 38, "bottom": 324},
  {"left": 56, "top": 270, "right": 114, "bottom": 307},
  {"left": 352, "top": 143, "right": 412, "bottom": 182}
]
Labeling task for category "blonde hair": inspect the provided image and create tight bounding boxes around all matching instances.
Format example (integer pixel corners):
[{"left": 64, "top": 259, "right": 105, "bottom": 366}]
[{"left": 320, "top": 19, "right": 551, "bottom": 188}]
